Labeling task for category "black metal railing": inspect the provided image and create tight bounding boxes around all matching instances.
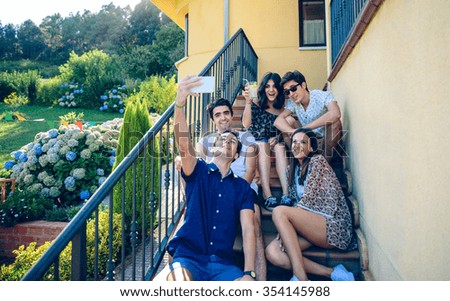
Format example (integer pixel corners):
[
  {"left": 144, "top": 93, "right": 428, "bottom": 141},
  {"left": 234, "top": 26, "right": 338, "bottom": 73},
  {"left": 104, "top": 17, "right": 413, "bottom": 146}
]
[
  {"left": 330, "top": 0, "right": 368, "bottom": 65},
  {"left": 22, "top": 28, "right": 257, "bottom": 281}
]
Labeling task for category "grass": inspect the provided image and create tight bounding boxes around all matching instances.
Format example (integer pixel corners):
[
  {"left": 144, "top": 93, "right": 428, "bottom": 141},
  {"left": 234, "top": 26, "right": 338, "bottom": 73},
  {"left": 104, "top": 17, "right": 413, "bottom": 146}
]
[{"left": 0, "top": 103, "right": 122, "bottom": 166}]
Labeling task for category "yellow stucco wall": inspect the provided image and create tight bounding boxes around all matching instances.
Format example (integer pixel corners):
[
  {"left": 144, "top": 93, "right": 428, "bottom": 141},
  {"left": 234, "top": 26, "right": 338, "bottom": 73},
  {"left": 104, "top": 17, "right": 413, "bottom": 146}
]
[
  {"left": 174, "top": 0, "right": 327, "bottom": 90},
  {"left": 327, "top": 0, "right": 450, "bottom": 280}
]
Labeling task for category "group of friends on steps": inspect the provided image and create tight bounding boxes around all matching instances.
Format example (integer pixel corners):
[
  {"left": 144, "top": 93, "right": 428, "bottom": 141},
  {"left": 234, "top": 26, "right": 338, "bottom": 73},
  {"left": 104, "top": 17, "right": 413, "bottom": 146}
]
[{"left": 156, "top": 70, "right": 356, "bottom": 281}]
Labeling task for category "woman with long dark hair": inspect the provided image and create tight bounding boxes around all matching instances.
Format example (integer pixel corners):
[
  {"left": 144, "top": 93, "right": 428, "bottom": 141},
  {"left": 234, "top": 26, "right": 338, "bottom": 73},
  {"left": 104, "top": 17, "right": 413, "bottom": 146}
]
[
  {"left": 242, "top": 72, "right": 295, "bottom": 210},
  {"left": 265, "top": 128, "right": 356, "bottom": 281}
]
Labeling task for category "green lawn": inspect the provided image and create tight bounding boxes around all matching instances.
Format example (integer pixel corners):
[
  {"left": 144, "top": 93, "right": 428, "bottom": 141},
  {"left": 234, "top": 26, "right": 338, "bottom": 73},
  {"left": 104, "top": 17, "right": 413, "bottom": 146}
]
[{"left": 0, "top": 103, "right": 122, "bottom": 166}]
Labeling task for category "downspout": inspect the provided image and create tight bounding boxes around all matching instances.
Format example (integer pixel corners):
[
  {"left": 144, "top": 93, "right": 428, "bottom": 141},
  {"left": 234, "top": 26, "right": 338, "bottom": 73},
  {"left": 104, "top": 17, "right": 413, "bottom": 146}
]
[{"left": 224, "top": 0, "right": 229, "bottom": 43}]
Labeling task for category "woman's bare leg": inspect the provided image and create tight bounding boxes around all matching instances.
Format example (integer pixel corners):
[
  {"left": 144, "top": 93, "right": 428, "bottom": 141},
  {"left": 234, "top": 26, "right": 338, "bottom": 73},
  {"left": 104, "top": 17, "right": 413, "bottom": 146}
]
[
  {"left": 274, "top": 143, "right": 289, "bottom": 196},
  {"left": 257, "top": 141, "right": 272, "bottom": 199},
  {"left": 271, "top": 206, "right": 332, "bottom": 280}
]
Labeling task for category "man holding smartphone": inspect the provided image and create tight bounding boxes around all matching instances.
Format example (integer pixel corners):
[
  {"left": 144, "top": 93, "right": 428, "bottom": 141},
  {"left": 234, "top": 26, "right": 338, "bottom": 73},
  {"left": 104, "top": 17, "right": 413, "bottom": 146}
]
[
  {"left": 196, "top": 97, "right": 266, "bottom": 281},
  {"left": 165, "top": 75, "right": 256, "bottom": 281}
]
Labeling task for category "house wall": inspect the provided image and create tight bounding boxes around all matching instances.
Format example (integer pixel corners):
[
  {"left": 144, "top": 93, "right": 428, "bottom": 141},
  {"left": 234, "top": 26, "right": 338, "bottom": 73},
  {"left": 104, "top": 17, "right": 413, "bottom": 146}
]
[
  {"left": 174, "top": 0, "right": 327, "bottom": 90},
  {"left": 326, "top": 0, "right": 450, "bottom": 280}
]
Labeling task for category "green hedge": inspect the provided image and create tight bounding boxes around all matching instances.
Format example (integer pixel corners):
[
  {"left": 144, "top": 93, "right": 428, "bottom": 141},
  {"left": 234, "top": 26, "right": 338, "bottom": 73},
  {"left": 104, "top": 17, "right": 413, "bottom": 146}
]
[{"left": 0, "top": 70, "right": 40, "bottom": 103}]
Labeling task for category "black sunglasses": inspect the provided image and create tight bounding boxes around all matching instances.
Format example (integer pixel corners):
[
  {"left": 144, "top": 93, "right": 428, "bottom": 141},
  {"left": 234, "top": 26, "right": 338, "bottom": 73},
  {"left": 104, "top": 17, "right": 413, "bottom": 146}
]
[{"left": 283, "top": 83, "right": 301, "bottom": 96}]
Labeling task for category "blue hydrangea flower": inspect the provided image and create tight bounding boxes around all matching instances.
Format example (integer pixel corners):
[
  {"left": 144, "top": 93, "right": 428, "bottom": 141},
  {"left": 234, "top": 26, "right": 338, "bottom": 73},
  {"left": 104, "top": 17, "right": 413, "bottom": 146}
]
[
  {"left": 33, "top": 145, "right": 43, "bottom": 156},
  {"left": 96, "top": 168, "right": 105, "bottom": 176},
  {"left": 111, "top": 149, "right": 116, "bottom": 156},
  {"left": 119, "top": 109, "right": 124, "bottom": 114},
  {"left": 48, "top": 129, "right": 59, "bottom": 138},
  {"left": 4, "top": 161, "right": 14, "bottom": 170},
  {"left": 112, "top": 89, "right": 118, "bottom": 94},
  {"left": 19, "top": 153, "right": 28, "bottom": 163},
  {"left": 14, "top": 151, "right": 23, "bottom": 160},
  {"left": 100, "top": 95, "right": 108, "bottom": 101},
  {"left": 64, "top": 176, "right": 76, "bottom": 188},
  {"left": 66, "top": 151, "right": 77, "bottom": 161},
  {"left": 109, "top": 156, "right": 115, "bottom": 167},
  {"left": 80, "top": 190, "right": 90, "bottom": 200}
]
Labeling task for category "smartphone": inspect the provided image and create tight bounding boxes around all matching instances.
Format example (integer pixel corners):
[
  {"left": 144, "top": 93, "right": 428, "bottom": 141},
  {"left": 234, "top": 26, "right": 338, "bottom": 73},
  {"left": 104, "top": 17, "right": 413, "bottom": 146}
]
[{"left": 190, "top": 76, "right": 215, "bottom": 93}]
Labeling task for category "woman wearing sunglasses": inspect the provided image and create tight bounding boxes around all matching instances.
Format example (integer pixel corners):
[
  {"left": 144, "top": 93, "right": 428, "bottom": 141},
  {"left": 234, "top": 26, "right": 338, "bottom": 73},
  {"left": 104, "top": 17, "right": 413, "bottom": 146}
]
[
  {"left": 265, "top": 128, "right": 356, "bottom": 281},
  {"left": 241, "top": 72, "right": 297, "bottom": 211},
  {"left": 274, "top": 70, "right": 343, "bottom": 162}
]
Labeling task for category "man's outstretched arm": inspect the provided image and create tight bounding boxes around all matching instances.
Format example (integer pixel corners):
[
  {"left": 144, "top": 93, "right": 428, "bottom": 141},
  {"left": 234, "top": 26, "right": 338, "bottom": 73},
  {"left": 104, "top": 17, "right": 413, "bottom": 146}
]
[{"left": 174, "top": 76, "right": 202, "bottom": 176}]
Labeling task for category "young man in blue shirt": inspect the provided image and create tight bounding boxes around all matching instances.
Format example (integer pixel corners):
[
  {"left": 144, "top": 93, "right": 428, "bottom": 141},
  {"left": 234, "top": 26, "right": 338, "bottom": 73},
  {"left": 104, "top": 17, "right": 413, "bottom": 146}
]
[{"left": 166, "top": 75, "right": 256, "bottom": 281}]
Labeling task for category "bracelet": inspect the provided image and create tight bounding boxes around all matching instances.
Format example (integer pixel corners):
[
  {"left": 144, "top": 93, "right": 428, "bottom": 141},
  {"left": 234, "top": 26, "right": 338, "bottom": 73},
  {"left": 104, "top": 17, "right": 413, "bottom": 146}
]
[{"left": 175, "top": 103, "right": 185, "bottom": 109}]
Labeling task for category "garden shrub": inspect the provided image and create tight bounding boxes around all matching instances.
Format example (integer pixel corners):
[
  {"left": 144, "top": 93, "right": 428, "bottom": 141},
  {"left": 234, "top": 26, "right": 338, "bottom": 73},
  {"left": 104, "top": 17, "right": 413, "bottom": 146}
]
[
  {"left": 0, "top": 190, "right": 54, "bottom": 227},
  {"left": 137, "top": 75, "right": 177, "bottom": 114},
  {"left": 113, "top": 96, "right": 160, "bottom": 240},
  {"left": 0, "top": 70, "right": 40, "bottom": 103},
  {"left": 58, "top": 50, "right": 124, "bottom": 108},
  {"left": 3, "top": 92, "right": 29, "bottom": 111},
  {"left": 3, "top": 121, "right": 121, "bottom": 207},
  {"left": 98, "top": 84, "right": 127, "bottom": 113},
  {"left": 0, "top": 210, "right": 122, "bottom": 281},
  {"left": 36, "top": 77, "right": 65, "bottom": 106},
  {"left": 57, "top": 82, "right": 84, "bottom": 108}
]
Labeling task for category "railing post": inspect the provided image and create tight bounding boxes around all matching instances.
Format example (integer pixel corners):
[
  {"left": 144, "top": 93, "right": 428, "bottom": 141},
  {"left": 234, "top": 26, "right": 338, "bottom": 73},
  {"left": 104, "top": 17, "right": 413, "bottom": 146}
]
[{"left": 71, "top": 222, "right": 87, "bottom": 280}]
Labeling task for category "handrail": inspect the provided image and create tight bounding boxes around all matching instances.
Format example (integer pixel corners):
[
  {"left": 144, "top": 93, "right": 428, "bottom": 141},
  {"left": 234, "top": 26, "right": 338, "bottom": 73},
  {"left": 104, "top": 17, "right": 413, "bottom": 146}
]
[{"left": 22, "top": 28, "right": 258, "bottom": 281}]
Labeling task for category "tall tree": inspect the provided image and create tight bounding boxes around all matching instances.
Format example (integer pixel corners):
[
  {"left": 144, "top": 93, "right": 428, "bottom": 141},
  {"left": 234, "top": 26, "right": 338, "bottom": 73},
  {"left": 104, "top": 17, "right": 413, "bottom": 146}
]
[
  {"left": 17, "top": 20, "right": 47, "bottom": 60},
  {"left": 1, "top": 23, "right": 20, "bottom": 59},
  {"left": 39, "top": 14, "right": 64, "bottom": 62},
  {"left": 128, "top": 0, "right": 164, "bottom": 46}
]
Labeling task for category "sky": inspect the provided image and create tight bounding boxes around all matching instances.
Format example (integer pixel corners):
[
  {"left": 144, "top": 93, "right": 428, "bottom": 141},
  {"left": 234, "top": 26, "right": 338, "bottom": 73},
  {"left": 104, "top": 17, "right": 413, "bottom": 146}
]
[{"left": 0, "top": 0, "right": 143, "bottom": 26}]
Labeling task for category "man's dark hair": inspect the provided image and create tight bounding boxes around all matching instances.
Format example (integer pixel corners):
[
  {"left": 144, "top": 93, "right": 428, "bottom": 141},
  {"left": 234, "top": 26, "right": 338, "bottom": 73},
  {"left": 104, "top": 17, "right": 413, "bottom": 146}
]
[
  {"left": 280, "top": 70, "right": 309, "bottom": 92},
  {"left": 222, "top": 130, "right": 242, "bottom": 157},
  {"left": 206, "top": 98, "right": 234, "bottom": 120}
]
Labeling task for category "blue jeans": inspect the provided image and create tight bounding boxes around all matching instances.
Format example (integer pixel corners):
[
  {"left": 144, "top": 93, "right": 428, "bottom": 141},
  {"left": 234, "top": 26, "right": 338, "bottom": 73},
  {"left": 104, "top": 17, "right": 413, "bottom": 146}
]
[{"left": 171, "top": 255, "right": 243, "bottom": 281}]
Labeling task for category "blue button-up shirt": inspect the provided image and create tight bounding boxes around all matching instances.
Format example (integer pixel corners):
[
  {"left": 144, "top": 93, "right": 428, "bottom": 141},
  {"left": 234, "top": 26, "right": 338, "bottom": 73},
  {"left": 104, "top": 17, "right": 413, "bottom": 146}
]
[{"left": 167, "top": 159, "right": 254, "bottom": 265}]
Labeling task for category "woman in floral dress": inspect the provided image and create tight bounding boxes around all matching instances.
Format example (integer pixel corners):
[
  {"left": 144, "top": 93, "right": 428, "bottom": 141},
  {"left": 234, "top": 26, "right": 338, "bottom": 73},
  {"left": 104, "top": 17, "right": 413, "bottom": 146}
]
[{"left": 265, "top": 128, "right": 356, "bottom": 281}]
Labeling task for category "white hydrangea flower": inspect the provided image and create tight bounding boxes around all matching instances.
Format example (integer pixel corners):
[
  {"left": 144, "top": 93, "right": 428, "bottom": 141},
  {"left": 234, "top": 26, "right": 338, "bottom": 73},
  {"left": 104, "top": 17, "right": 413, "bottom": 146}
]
[
  {"left": 43, "top": 176, "right": 56, "bottom": 187},
  {"left": 59, "top": 146, "right": 70, "bottom": 155},
  {"left": 67, "top": 139, "right": 79, "bottom": 148},
  {"left": 71, "top": 168, "right": 86, "bottom": 180},
  {"left": 39, "top": 155, "right": 49, "bottom": 167},
  {"left": 37, "top": 171, "right": 49, "bottom": 181},
  {"left": 73, "top": 132, "right": 85, "bottom": 140},
  {"left": 41, "top": 144, "right": 49, "bottom": 153},
  {"left": 24, "top": 174, "right": 34, "bottom": 186},
  {"left": 48, "top": 153, "right": 60, "bottom": 164},
  {"left": 80, "top": 149, "right": 91, "bottom": 159},
  {"left": 49, "top": 187, "right": 61, "bottom": 197},
  {"left": 89, "top": 143, "right": 100, "bottom": 152},
  {"left": 28, "top": 183, "right": 43, "bottom": 194}
]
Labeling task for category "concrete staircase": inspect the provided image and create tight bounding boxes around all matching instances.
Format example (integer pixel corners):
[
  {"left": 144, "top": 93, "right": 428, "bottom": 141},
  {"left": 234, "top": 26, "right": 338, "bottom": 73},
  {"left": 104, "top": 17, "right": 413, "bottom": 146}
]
[{"left": 231, "top": 96, "right": 372, "bottom": 281}]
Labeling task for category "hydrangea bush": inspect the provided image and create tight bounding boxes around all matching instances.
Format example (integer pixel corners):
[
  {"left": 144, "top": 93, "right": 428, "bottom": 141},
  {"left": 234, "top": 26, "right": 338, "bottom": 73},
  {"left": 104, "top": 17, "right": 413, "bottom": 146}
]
[
  {"left": 57, "top": 83, "right": 84, "bottom": 108},
  {"left": 99, "top": 85, "right": 127, "bottom": 114},
  {"left": 3, "top": 119, "right": 123, "bottom": 206}
]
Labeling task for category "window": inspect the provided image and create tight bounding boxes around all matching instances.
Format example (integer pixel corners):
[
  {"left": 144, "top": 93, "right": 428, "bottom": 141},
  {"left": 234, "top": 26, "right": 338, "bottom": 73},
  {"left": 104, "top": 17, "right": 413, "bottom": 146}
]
[{"left": 299, "top": 0, "right": 326, "bottom": 47}]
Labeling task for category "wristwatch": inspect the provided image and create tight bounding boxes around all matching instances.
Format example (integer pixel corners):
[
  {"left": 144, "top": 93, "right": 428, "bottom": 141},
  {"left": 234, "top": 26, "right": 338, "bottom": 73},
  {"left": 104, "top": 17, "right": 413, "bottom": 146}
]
[{"left": 243, "top": 270, "right": 256, "bottom": 279}]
